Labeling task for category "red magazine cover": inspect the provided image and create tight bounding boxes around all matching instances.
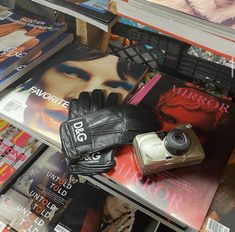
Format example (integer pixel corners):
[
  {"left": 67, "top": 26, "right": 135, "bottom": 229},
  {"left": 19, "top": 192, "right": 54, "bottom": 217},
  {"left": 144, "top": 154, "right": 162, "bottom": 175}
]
[{"left": 105, "top": 74, "right": 235, "bottom": 231}]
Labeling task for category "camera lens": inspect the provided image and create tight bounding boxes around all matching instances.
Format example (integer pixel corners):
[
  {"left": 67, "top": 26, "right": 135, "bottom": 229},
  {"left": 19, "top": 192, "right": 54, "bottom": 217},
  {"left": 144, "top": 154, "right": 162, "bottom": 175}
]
[{"left": 164, "top": 129, "right": 191, "bottom": 156}]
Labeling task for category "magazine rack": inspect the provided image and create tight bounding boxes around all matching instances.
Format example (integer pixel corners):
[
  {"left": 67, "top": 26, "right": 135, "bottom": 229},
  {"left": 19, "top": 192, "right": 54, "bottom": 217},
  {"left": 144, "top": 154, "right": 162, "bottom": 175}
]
[{"left": 108, "top": 22, "right": 235, "bottom": 101}]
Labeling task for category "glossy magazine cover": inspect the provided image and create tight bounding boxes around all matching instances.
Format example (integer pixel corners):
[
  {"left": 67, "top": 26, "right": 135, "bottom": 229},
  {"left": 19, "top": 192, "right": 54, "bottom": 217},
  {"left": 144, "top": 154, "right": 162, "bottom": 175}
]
[
  {"left": 105, "top": 74, "right": 235, "bottom": 231},
  {"left": 200, "top": 148, "right": 235, "bottom": 232},
  {"left": 0, "top": 118, "right": 45, "bottom": 193},
  {"left": 0, "top": 147, "right": 158, "bottom": 232},
  {"left": 0, "top": 43, "right": 147, "bottom": 148},
  {"left": 0, "top": 33, "right": 73, "bottom": 92},
  {"left": 0, "top": 8, "right": 67, "bottom": 78}
]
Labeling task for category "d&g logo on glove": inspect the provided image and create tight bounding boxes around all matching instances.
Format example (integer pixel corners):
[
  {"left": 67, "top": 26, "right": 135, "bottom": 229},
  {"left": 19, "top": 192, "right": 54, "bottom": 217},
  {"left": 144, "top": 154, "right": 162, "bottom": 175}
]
[
  {"left": 68, "top": 118, "right": 92, "bottom": 146},
  {"left": 73, "top": 121, "right": 86, "bottom": 141},
  {"left": 79, "top": 153, "right": 101, "bottom": 163}
]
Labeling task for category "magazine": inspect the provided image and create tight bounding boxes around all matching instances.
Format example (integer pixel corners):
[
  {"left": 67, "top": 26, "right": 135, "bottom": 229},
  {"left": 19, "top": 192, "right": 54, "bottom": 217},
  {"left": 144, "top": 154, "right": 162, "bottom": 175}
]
[
  {"left": 32, "top": 0, "right": 118, "bottom": 31},
  {"left": 0, "top": 43, "right": 148, "bottom": 149},
  {"left": 0, "top": 8, "right": 67, "bottom": 79},
  {"left": 95, "top": 74, "right": 235, "bottom": 231},
  {"left": 0, "top": 118, "right": 45, "bottom": 194},
  {"left": 87, "top": 173, "right": 182, "bottom": 231},
  {"left": 0, "top": 147, "right": 159, "bottom": 232},
  {"left": 200, "top": 147, "right": 235, "bottom": 232},
  {"left": 108, "top": 0, "right": 235, "bottom": 58},
  {"left": 0, "top": 33, "right": 73, "bottom": 92},
  {"left": 145, "top": 0, "right": 235, "bottom": 29},
  {"left": 80, "top": 0, "right": 108, "bottom": 13}
]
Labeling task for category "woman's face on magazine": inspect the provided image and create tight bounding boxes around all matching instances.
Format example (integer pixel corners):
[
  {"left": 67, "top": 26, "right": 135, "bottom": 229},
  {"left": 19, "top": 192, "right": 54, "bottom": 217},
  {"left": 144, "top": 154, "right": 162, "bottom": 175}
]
[{"left": 26, "top": 55, "right": 136, "bottom": 134}]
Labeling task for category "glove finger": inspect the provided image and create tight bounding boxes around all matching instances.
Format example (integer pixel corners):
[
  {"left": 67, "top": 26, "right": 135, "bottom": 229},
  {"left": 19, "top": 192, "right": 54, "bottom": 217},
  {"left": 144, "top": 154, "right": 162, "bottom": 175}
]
[
  {"left": 68, "top": 99, "right": 79, "bottom": 119},
  {"left": 105, "top": 92, "right": 121, "bottom": 108},
  {"left": 91, "top": 89, "right": 105, "bottom": 112},
  {"left": 78, "top": 91, "right": 91, "bottom": 116}
]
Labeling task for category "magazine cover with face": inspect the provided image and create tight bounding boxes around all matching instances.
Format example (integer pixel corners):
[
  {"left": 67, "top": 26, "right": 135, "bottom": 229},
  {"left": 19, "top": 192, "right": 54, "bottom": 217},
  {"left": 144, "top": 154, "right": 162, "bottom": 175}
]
[
  {"left": 0, "top": 8, "right": 67, "bottom": 79},
  {"left": 0, "top": 43, "right": 148, "bottom": 149},
  {"left": 0, "top": 147, "right": 158, "bottom": 232},
  {"left": 0, "top": 118, "right": 45, "bottom": 194},
  {"left": 102, "top": 74, "right": 235, "bottom": 231}
]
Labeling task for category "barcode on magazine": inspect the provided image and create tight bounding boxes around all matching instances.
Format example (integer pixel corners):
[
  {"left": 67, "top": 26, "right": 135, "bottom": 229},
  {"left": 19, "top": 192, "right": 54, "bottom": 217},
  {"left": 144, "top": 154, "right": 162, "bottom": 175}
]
[
  {"left": 0, "top": 11, "right": 13, "bottom": 20},
  {"left": 54, "top": 224, "right": 70, "bottom": 232},
  {"left": 3, "top": 100, "right": 24, "bottom": 112},
  {"left": 206, "top": 218, "right": 230, "bottom": 232},
  {"left": 0, "top": 220, "right": 6, "bottom": 232}
]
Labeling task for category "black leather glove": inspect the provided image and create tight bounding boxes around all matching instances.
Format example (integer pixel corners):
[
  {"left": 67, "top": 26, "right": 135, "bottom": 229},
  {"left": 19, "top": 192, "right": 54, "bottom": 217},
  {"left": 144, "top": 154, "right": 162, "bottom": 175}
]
[
  {"left": 61, "top": 89, "right": 120, "bottom": 175},
  {"left": 60, "top": 100, "right": 158, "bottom": 163},
  {"left": 68, "top": 89, "right": 120, "bottom": 118},
  {"left": 68, "top": 149, "right": 116, "bottom": 176}
]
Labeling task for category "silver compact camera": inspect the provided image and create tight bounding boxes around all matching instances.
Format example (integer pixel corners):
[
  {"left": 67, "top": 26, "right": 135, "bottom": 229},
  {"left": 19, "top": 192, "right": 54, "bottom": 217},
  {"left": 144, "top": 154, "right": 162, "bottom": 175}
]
[{"left": 133, "top": 124, "right": 205, "bottom": 175}]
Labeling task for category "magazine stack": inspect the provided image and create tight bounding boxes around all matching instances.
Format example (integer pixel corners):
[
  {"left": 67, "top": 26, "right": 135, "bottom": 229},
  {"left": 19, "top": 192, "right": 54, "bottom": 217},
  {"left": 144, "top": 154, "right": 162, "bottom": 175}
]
[
  {"left": 0, "top": 5, "right": 73, "bottom": 92},
  {"left": 108, "top": 0, "right": 235, "bottom": 58},
  {"left": 31, "top": 0, "right": 118, "bottom": 31},
  {"left": 0, "top": 1, "right": 234, "bottom": 232}
]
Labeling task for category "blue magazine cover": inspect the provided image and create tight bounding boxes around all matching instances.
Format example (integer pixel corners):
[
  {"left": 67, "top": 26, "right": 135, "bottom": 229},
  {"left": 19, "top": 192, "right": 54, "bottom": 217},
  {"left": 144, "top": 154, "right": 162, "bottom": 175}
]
[
  {"left": 0, "top": 9, "right": 67, "bottom": 79},
  {"left": 80, "top": 0, "right": 108, "bottom": 13}
]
